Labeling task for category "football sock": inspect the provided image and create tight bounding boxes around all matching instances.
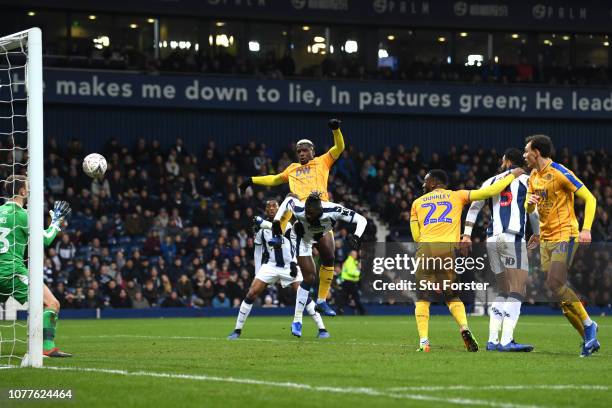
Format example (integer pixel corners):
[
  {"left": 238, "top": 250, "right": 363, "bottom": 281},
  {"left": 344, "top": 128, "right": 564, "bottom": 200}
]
[
  {"left": 317, "top": 265, "right": 334, "bottom": 303},
  {"left": 235, "top": 298, "right": 253, "bottom": 330},
  {"left": 305, "top": 300, "right": 326, "bottom": 330},
  {"left": 447, "top": 300, "right": 468, "bottom": 330},
  {"left": 500, "top": 293, "right": 523, "bottom": 345},
  {"left": 488, "top": 295, "right": 506, "bottom": 344},
  {"left": 561, "top": 302, "right": 585, "bottom": 338},
  {"left": 556, "top": 285, "right": 590, "bottom": 332},
  {"left": 43, "top": 308, "right": 58, "bottom": 351},
  {"left": 294, "top": 282, "right": 311, "bottom": 324},
  {"left": 415, "top": 300, "right": 430, "bottom": 341}
]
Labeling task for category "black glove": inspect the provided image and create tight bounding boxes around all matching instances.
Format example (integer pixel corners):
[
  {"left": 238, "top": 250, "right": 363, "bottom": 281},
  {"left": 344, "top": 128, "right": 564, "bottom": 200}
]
[
  {"left": 328, "top": 118, "right": 341, "bottom": 130},
  {"left": 238, "top": 178, "right": 253, "bottom": 195},
  {"left": 348, "top": 235, "right": 361, "bottom": 250},
  {"left": 289, "top": 262, "right": 298, "bottom": 278}
]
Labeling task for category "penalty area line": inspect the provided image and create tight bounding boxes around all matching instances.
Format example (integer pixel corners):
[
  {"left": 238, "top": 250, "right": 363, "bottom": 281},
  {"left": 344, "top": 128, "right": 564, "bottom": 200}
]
[
  {"left": 388, "top": 385, "right": 610, "bottom": 392},
  {"left": 41, "top": 365, "right": 548, "bottom": 408}
]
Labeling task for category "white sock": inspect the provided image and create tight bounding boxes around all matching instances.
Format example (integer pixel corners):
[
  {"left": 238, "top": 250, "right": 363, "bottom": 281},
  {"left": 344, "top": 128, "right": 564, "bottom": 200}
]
[
  {"left": 306, "top": 301, "right": 326, "bottom": 330},
  {"left": 583, "top": 318, "right": 593, "bottom": 327},
  {"left": 294, "top": 286, "right": 309, "bottom": 324},
  {"left": 420, "top": 338, "right": 429, "bottom": 346},
  {"left": 488, "top": 296, "right": 506, "bottom": 344},
  {"left": 235, "top": 300, "right": 253, "bottom": 330},
  {"left": 500, "top": 294, "right": 523, "bottom": 345}
]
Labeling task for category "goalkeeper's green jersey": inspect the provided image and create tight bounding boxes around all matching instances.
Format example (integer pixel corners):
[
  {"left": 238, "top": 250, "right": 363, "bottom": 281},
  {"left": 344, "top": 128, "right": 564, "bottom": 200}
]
[{"left": 0, "top": 201, "right": 59, "bottom": 277}]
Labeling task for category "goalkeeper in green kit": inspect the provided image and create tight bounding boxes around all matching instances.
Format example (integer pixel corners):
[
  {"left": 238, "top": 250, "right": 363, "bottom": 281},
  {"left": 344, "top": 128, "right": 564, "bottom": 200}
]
[{"left": 0, "top": 175, "right": 72, "bottom": 357}]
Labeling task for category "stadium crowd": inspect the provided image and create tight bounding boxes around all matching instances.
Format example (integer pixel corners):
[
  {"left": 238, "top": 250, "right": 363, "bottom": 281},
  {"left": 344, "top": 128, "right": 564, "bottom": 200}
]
[
  {"left": 30, "top": 136, "right": 612, "bottom": 310},
  {"left": 43, "top": 47, "right": 612, "bottom": 86}
]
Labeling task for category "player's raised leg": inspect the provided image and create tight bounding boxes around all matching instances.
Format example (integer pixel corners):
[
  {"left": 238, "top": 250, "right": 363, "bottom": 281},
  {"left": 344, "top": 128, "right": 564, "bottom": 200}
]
[
  {"left": 228, "top": 279, "right": 268, "bottom": 339},
  {"left": 42, "top": 285, "right": 71, "bottom": 357},
  {"left": 315, "top": 231, "right": 336, "bottom": 316}
]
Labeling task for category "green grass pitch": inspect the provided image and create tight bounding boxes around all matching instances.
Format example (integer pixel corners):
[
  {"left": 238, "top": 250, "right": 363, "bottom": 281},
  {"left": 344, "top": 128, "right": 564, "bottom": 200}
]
[{"left": 1, "top": 315, "right": 610, "bottom": 408}]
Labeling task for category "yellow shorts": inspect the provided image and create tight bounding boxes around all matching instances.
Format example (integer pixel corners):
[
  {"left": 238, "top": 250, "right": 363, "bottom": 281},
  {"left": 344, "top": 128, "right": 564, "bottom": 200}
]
[{"left": 540, "top": 238, "right": 578, "bottom": 272}]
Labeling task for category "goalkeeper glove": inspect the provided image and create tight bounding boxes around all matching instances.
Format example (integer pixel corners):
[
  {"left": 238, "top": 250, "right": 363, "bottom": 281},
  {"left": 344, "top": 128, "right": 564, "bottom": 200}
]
[
  {"left": 50, "top": 201, "right": 72, "bottom": 229},
  {"left": 238, "top": 178, "right": 253, "bottom": 196},
  {"left": 328, "top": 118, "right": 341, "bottom": 130},
  {"left": 347, "top": 235, "right": 362, "bottom": 250},
  {"left": 289, "top": 262, "right": 298, "bottom": 278}
]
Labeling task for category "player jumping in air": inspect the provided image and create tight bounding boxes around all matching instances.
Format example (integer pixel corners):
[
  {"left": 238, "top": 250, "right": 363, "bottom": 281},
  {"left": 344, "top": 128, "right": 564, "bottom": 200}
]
[
  {"left": 261, "top": 191, "right": 366, "bottom": 337},
  {"left": 227, "top": 199, "right": 328, "bottom": 339},
  {"left": 523, "top": 134, "right": 600, "bottom": 357},
  {"left": 410, "top": 167, "right": 525, "bottom": 352},
  {"left": 462, "top": 148, "right": 540, "bottom": 352},
  {"left": 238, "top": 119, "right": 344, "bottom": 316},
  {"left": 0, "top": 175, "right": 72, "bottom": 357}
]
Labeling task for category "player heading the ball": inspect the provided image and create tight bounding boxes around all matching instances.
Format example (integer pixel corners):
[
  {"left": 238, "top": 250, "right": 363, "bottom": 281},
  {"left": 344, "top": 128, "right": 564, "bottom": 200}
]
[
  {"left": 259, "top": 191, "right": 366, "bottom": 337},
  {"left": 239, "top": 119, "right": 345, "bottom": 316}
]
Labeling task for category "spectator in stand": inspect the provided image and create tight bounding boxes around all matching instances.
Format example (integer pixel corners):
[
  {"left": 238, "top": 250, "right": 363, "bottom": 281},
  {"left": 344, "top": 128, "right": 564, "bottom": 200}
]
[
  {"left": 212, "top": 291, "right": 230, "bottom": 308},
  {"left": 132, "top": 291, "right": 150, "bottom": 309},
  {"left": 161, "top": 291, "right": 185, "bottom": 307}
]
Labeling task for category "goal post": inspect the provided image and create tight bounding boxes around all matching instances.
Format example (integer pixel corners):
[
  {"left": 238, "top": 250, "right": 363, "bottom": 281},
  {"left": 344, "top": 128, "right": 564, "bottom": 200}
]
[{"left": 0, "top": 27, "right": 44, "bottom": 368}]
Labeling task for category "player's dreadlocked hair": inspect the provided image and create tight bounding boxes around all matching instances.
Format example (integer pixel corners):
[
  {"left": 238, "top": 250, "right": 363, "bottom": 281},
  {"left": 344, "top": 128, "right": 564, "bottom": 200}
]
[{"left": 306, "top": 190, "right": 322, "bottom": 205}]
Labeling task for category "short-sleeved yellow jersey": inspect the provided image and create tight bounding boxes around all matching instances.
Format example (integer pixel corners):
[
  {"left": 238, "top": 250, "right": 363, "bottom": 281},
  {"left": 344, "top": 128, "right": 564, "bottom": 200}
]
[
  {"left": 280, "top": 153, "right": 335, "bottom": 201},
  {"left": 527, "top": 161, "right": 582, "bottom": 241},
  {"left": 410, "top": 189, "right": 470, "bottom": 242}
]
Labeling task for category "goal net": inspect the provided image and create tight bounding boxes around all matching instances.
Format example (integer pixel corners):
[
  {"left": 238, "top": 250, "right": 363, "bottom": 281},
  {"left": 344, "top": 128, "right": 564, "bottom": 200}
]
[{"left": 0, "top": 28, "right": 44, "bottom": 368}]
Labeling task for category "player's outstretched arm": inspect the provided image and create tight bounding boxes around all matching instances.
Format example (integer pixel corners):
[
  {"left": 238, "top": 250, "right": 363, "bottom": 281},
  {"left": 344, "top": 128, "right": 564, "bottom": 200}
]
[
  {"left": 575, "top": 185, "right": 597, "bottom": 243},
  {"left": 239, "top": 173, "right": 286, "bottom": 195},
  {"left": 44, "top": 201, "right": 71, "bottom": 246},
  {"left": 468, "top": 168, "right": 524, "bottom": 202},
  {"left": 327, "top": 118, "right": 345, "bottom": 160}
]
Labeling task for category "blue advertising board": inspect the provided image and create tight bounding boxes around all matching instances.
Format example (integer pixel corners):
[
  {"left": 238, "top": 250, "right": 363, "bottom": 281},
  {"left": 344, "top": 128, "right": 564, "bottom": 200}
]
[{"left": 3, "top": 68, "right": 612, "bottom": 119}]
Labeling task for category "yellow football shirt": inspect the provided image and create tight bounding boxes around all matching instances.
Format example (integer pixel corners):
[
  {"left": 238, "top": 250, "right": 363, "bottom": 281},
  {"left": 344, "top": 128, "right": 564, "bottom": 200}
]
[
  {"left": 527, "top": 161, "right": 582, "bottom": 241},
  {"left": 410, "top": 189, "right": 470, "bottom": 242},
  {"left": 280, "top": 153, "right": 335, "bottom": 201}
]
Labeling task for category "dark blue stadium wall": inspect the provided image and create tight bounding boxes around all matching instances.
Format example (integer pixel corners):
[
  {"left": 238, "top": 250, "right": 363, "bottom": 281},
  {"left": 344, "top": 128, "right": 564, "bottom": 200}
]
[{"left": 45, "top": 104, "right": 612, "bottom": 156}]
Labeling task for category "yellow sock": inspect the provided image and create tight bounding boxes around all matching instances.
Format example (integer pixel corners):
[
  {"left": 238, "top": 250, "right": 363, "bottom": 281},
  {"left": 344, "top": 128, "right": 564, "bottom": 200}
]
[
  {"left": 561, "top": 302, "right": 585, "bottom": 338},
  {"left": 415, "top": 301, "right": 430, "bottom": 340},
  {"left": 279, "top": 211, "right": 292, "bottom": 232},
  {"left": 447, "top": 301, "right": 468, "bottom": 329},
  {"left": 557, "top": 286, "right": 589, "bottom": 322},
  {"left": 317, "top": 265, "right": 334, "bottom": 302}
]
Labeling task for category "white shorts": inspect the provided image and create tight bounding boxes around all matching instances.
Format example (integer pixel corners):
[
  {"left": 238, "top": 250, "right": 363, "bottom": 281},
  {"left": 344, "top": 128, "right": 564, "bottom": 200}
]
[
  {"left": 255, "top": 263, "right": 303, "bottom": 288},
  {"left": 292, "top": 228, "right": 313, "bottom": 257},
  {"left": 486, "top": 232, "right": 528, "bottom": 275}
]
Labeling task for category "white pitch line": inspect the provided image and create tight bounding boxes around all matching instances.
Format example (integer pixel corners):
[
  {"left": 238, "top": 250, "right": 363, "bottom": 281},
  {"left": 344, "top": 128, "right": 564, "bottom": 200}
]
[
  {"left": 388, "top": 385, "right": 610, "bottom": 392},
  {"left": 40, "top": 365, "right": 547, "bottom": 408}
]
